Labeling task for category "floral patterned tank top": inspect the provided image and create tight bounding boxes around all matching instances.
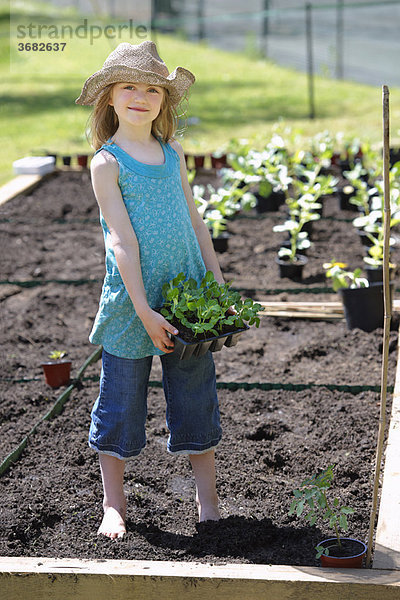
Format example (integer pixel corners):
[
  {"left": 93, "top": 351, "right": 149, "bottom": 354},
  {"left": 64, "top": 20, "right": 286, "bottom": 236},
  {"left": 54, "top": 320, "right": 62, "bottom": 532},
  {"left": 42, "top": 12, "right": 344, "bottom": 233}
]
[{"left": 89, "top": 136, "right": 206, "bottom": 359}]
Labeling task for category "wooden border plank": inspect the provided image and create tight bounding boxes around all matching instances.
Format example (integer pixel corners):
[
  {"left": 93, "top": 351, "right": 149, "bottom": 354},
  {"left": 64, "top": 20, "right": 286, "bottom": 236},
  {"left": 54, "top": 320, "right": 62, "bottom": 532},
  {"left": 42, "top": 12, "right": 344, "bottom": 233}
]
[
  {"left": 0, "top": 557, "right": 399, "bottom": 600},
  {"left": 258, "top": 299, "right": 400, "bottom": 319},
  {"left": 373, "top": 326, "right": 400, "bottom": 569},
  {"left": 0, "top": 174, "right": 42, "bottom": 205},
  {"left": 0, "top": 169, "right": 71, "bottom": 206}
]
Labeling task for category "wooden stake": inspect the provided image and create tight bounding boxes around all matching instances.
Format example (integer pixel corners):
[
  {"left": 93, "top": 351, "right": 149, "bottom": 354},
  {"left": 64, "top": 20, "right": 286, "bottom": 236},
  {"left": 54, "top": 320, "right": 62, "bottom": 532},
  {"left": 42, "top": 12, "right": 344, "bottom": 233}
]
[{"left": 366, "top": 85, "right": 392, "bottom": 568}]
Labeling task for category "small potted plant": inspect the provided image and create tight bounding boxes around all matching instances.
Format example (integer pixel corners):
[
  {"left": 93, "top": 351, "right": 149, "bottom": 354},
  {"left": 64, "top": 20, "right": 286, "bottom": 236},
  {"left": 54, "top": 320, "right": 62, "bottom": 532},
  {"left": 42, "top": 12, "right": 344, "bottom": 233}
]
[
  {"left": 207, "top": 181, "right": 257, "bottom": 219},
  {"left": 204, "top": 209, "right": 230, "bottom": 253},
  {"left": 340, "top": 162, "right": 372, "bottom": 213},
  {"left": 77, "top": 154, "right": 89, "bottom": 168},
  {"left": 160, "top": 271, "right": 263, "bottom": 360},
  {"left": 323, "top": 260, "right": 393, "bottom": 332},
  {"left": 41, "top": 350, "right": 72, "bottom": 388},
  {"left": 363, "top": 237, "right": 397, "bottom": 284},
  {"left": 289, "top": 465, "right": 367, "bottom": 568},
  {"left": 211, "top": 145, "right": 228, "bottom": 169},
  {"left": 273, "top": 213, "right": 313, "bottom": 281},
  {"left": 192, "top": 185, "right": 230, "bottom": 253}
]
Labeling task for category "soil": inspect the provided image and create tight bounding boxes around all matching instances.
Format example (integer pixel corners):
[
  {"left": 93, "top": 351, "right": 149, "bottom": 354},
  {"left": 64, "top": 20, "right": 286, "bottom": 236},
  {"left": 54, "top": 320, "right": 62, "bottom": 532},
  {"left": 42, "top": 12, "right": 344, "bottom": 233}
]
[{"left": 0, "top": 166, "right": 399, "bottom": 566}]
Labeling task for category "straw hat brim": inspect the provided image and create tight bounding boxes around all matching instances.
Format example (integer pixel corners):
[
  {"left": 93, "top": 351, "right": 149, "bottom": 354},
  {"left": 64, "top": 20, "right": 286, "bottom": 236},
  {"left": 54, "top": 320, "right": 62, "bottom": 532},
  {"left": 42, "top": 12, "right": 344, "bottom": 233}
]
[{"left": 75, "top": 65, "right": 195, "bottom": 106}]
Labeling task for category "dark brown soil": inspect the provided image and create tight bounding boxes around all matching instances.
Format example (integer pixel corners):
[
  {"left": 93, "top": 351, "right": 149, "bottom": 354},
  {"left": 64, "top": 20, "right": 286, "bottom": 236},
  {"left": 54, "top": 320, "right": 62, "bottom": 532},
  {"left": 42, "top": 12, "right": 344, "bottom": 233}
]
[{"left": 0, "top": 167, "right": 398, "bottom": 566}]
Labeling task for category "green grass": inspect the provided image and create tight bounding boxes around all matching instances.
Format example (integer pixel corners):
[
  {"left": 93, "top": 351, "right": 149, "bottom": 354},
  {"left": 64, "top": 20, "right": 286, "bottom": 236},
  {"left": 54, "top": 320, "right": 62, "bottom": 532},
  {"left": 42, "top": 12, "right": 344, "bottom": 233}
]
[{"left": 1, "top": 2, "right": 400, "bottom": 185}]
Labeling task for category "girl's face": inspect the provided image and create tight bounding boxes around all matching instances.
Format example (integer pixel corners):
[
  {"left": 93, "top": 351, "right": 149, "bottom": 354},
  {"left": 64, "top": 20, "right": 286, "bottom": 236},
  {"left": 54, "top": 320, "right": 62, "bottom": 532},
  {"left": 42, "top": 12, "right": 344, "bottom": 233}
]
[{"left": 108, "top": 82, "right": 164, "bottom": 126}]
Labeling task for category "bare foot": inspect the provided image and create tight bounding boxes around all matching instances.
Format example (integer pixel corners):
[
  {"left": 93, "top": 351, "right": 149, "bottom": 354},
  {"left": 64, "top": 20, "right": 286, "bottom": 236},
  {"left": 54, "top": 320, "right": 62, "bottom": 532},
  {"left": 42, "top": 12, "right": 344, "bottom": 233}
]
[
  {"left": 97, "top": 506, "right": 126, "bottom": 540},
  {"left": 196, "top": 493, "right": 221, "bottom": 522},
  {"left": 199, "top": 506, "right": 221, "bottom": 522}
]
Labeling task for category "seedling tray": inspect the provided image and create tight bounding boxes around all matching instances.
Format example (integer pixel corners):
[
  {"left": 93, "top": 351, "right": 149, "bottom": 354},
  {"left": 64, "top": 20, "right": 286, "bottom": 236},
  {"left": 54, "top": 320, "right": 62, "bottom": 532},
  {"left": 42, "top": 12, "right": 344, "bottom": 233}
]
[{"left": 170, "top": 324, "right": 249, "bottom": 360}]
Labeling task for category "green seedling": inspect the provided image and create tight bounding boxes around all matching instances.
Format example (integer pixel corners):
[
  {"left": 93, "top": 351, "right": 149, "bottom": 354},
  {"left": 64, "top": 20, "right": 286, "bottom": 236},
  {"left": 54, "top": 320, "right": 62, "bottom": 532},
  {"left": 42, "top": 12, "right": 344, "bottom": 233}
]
[
  {"left": 161, "top": 271, "right": 264, "bottom": 338},
  {"left": 289, "top": 465, "right": 355, "bottom": 559},
  {"left": 323, "top": 260, "right": 368, "bottom": 291},
  {"left": 48, "top": 350, "right": 67, "bottom": 361}
]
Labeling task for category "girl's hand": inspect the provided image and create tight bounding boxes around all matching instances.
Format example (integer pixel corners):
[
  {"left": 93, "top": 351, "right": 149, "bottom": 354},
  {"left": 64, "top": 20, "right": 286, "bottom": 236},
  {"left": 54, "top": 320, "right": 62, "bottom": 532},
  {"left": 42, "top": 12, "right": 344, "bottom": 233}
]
[{"left": 139, "top": 308, "right": 179, "bottom": 353}]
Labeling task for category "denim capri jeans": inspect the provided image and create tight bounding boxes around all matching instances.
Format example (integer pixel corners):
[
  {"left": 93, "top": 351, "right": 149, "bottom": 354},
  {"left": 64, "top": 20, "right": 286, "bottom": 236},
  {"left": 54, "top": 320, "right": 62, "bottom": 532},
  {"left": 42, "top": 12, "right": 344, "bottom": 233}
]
[{"left": 88, "top": 348, "right": 222, "bottom": 460}]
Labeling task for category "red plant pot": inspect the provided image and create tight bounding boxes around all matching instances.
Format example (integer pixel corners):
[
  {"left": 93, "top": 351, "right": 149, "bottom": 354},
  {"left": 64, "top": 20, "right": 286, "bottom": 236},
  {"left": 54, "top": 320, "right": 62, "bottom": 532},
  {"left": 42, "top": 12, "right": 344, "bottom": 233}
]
[
  {"left": 211, "top": 154, "right": 228, "bottom": 169},
  {"left": 77, "top": 154, "right": 88, "bottom": 168},
  {"left": 193, "top": 154, "right": 205, "bottom": 168},
  {"left": 330, "top": 153, "right": 341, "bottom": 167},
  {"left": 41, "top": 360, "right": 72, "bottom": 388},
  {"left": 319, "top": 538, "right": 367, "bottom": 568}
]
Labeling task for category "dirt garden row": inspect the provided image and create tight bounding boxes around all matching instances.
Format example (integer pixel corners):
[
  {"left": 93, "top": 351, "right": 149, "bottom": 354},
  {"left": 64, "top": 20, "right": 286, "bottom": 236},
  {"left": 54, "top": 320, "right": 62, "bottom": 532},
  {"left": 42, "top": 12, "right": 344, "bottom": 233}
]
[{"left": 0, "top": 167, "right": 398, "bottom": 565}]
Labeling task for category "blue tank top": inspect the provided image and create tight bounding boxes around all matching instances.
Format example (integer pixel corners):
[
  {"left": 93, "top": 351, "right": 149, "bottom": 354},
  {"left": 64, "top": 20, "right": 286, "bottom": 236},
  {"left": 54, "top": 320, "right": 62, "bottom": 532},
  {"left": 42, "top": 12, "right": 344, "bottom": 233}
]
[{"left": 89, "top": 135, "right": 206, "bottom": 359}]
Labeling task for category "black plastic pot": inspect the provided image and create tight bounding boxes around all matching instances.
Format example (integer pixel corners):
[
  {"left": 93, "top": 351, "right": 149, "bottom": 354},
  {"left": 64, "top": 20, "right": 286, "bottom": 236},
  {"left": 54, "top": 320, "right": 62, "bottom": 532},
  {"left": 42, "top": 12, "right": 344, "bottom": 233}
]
[
  {"left": 211, "top": 232, "right": 230, "bottom": 253},
  {"left": 365, "top": 264, "right": 396, "bottom": 284},
  {"left": 46, "top": 152, "right": 57, "bottom": 166},
  {"left": 255, "top": 190, "right": 285, "bottom": 213},
  {"left": 275, "top": 255, "right": 308, "bottom": 281},
  {"left": 62, "top": 156, "right": 71, "bottom": 166},
  {"left": 340, "top": 157, "right": 362, "bottom": 173},
  {"left": 338, "top": 187, "right": 357, "bottom": 211},
  {"left": 170, "top": 325, "right": 249, "bottom": 360},
  {"left": 302, "top": 220, "right": 313, "bottom": 236},
  {"left": 318, "top": 538, "right": 367, "bottom": 568},
  {"left": 356, "top": 229, "right": 375, "bottom": 248},
  {"left": 390, "top": 147, "right": 400, "bottom": 167},
  {"left": 339, "top": 159, "right": 351, "bottom": 172},
  {"left": 339, "top": 282, "right": 394, "bottom": 332}
]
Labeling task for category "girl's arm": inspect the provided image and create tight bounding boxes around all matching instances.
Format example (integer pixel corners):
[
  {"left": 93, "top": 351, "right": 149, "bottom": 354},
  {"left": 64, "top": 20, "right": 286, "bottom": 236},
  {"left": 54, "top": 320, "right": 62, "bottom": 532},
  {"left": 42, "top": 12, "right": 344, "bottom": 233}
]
[
  {"left": 90, "top": 151, "right": 178, "bottom": 352},
  {"left": 169, "top": 140, "right": 225, "bottom": 285}
]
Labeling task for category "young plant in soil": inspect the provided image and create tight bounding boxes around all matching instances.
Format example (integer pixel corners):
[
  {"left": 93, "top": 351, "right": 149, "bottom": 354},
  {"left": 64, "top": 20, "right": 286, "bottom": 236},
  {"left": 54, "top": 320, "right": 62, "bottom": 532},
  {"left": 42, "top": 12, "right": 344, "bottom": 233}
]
[
  {"left": 192, "top": 184, "right": 228, "bottom": 244},
  {"left": 289, "top": 464, "right": 355, "bottom": 559},
  {"left": 160, "top": 271, "right": 263, "bottom": 342},
  {"left": 342, "top": 162, "right": 373, "bottom": 214},
  {"left": 274, "top": 220, "right": 311, "bottom": 263},
  {"left": 41, "top": 351, "right": 72, "bottom": 388},
  {"left": 207, "top": 181, "right": 257, "bottom": 217},
  {"left": 273, "top": 193, "right": 318, "bottom": 263},
  {"left": 203, "top": 209, "right": 228, "bottom": 240},
  {"left": 323, "top": 260, "right": 368, "bottom": 290},
  {"left": 48, "top": 350, "right": 67, "bottom": 362}
]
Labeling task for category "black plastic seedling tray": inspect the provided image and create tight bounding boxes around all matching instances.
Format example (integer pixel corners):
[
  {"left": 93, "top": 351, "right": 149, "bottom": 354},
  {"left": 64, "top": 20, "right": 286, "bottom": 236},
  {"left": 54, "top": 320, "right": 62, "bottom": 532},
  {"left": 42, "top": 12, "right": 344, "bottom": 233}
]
[{"left": 170, "top": 324, "right": 250, "bottom": 360}]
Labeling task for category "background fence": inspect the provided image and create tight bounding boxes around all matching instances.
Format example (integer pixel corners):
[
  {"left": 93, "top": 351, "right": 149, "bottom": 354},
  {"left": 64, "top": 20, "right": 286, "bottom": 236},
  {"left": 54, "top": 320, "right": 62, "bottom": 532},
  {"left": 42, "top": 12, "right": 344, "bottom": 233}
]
[{"left": 49, "top": 0, "right": 400, "bottom": 88}]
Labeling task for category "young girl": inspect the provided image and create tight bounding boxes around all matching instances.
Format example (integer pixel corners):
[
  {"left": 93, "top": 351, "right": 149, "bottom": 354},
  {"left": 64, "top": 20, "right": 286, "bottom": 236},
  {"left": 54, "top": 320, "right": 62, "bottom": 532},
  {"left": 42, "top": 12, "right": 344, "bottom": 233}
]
[{"left": 75, "top": 41, "right": 227, "bottom": 540}]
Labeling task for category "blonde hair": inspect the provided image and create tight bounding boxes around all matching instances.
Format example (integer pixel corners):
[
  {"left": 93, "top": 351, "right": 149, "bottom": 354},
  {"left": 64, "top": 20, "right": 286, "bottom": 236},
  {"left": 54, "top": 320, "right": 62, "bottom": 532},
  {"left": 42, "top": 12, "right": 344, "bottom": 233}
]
[{"left": 86, "top": 83, "right": 185, "bottom": 150}]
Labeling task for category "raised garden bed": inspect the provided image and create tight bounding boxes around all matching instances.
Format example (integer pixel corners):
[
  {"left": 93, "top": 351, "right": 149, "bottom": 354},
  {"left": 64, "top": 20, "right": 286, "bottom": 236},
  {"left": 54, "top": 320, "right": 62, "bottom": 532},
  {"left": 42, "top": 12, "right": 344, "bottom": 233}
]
[{"left": 0, "top": 169, "right": 399, "bottom": 582}]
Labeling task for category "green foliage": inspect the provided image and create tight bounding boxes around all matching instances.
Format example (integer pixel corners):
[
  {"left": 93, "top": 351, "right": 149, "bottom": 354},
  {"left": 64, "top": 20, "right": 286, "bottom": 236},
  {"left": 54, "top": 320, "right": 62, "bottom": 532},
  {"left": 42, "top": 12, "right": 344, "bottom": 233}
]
[
  {"left": 48, "top": 350, "right": 67, "bottom": 361},
  {"left": 192, "top": 180, "right": 255, "bottom": 239},
  {"left": 161, "top": 271, "right": 263, "bottom": 338},
  {"left": 289, "top": 465, "right": 355, "bottom": 559},
  {"left": 350, "top": 163, "right": 400, "bottom": 267},
  {"left": 323, "top": 260, "right": 368, "bottom": 291},
  {"left": 343, "top": 162, "right": 373, "bottom": 214},
  {"left": 268, "top": 132, "right": 338, "bottom": 263},
  {"left": 187, "top": 169, "right": 197, "bottom": 185}
]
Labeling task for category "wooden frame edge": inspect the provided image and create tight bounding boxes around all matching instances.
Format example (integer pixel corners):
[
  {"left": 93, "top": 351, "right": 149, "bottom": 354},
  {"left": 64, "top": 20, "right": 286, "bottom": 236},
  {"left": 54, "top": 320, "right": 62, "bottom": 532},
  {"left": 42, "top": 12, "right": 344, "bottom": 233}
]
[
  {"left": 373, "top": 322, "right": 400, "bottom": 568},
  {"left": 0, "top": 557, "right": 399, "bottom": 600}
]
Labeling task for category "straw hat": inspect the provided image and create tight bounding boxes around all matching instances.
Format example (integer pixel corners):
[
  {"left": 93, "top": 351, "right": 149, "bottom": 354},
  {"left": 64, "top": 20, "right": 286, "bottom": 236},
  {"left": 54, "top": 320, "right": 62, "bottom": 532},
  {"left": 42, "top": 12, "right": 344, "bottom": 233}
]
[{"left": 75, "top": 41, "right": 195, "bottom": 107}]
